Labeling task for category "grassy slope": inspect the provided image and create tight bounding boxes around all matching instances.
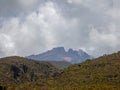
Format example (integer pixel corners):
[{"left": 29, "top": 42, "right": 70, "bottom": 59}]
[
  {"left": 49, "top": 61, "right": 71, "bottom": 69},
  {"left": 54, "top": 52, "right": 120, "bottom": 89},
  {"left": 1, "top": 52, "right": 120, "bottom": 90},
  {"left": 0, "top": 56, "right": 61, "bottom": 86}
]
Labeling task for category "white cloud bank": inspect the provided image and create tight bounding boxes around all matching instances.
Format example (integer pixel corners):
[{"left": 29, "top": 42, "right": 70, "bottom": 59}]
[{"left": 0, "top": 0, "right": 120, "bottom": 57}]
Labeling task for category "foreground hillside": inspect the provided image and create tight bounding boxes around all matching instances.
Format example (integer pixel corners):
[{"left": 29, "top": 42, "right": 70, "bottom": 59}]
[
  {"left": 0, "top": 52, "right": 120, "bottom": 90},
  {"left": 54, "top": 52, "right": 120, "bottom": 89},
  {"left": 0, "top": 56, "right": 62, "bottom": 89}
]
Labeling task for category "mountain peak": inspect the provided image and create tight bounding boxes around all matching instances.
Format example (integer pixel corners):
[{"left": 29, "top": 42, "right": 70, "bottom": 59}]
[
  {"left": 68, "top": 48, "right": 74, "bottom": 53},
  {"left": 52, "top": 47, "right": 65, "bottom": 53},
  {"left": 27, "top": 47, "right": 92, "bottom": 63}
]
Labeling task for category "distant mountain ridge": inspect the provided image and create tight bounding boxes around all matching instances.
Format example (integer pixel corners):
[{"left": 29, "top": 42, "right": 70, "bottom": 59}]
[{"left": 27, "top": 47, "right": 92, "bottom": 63}]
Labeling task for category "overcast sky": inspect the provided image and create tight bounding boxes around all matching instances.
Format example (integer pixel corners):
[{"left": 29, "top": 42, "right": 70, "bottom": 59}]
[{"left": 0, "top": 0, "right": 120, "bottom": 57}]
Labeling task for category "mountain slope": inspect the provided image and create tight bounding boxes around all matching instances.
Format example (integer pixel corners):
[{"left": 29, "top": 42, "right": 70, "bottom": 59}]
[
  {"left": 49, "top": 61, "right": 71, "bottom": 69},
  {"left": 13, "top": 51, "right": 120, "bottom": 90},
  {"left": 1, "top": 52, "right": 120, "bottom": 89},
  {"left": 54, "top": 51, "right": 120, "bottom": 89},
  {"left": 0, "top": 56, "right": 61, "bottom": 84},
  {"left": 27, "top": 47, "right": 92, "bottom": 63}
]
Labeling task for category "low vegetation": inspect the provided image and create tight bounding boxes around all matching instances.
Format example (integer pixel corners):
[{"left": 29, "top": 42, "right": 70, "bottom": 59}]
[{"left": 0, "top": 52, "right": 120, "bottom": 90}]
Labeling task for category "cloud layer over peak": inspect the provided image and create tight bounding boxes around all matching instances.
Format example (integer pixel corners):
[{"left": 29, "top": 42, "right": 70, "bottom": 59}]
[{"left": 0, "top": 0, "right": 120, "bottom": 57}]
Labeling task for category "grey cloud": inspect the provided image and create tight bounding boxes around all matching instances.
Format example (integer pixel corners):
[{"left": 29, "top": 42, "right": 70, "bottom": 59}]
[
  {"left": 0, "top": 0, "right": 47, "bottom": 17},
  {"left": 0, "top": 0, "right": 120, "bottom": 57}
]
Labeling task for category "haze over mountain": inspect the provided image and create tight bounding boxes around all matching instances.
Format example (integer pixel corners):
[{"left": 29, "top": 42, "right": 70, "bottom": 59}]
[{"left": 27, "top": 47, "right": 92, "bottom": 63}]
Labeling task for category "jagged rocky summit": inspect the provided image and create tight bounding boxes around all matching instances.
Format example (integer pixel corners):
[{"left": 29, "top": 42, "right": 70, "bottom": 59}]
[{"left": 27, "top": 47, "right": 92, "bottom": 63}]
